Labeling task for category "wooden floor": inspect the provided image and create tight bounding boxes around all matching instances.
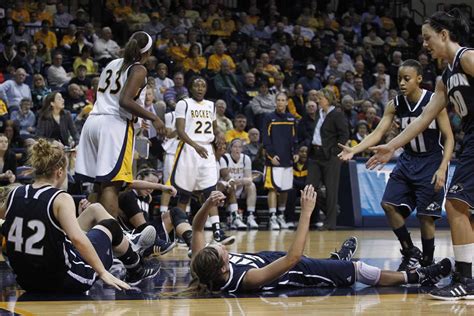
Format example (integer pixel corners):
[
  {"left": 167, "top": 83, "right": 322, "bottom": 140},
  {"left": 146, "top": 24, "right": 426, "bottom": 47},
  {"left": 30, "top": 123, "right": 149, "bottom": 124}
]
[{"left": 0, "top": 229, "right": 471, "bottom": 315}]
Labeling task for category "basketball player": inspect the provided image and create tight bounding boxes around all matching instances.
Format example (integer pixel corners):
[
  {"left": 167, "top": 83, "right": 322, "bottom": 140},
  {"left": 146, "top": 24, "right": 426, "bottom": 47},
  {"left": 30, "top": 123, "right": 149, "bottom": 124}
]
[
  {"left": 189, "top": 186, "right": 453, "bottom": 293},
  {"left": 219, "top": 138, "right": 258, "bottom": 230},
  {"left": 75, "top": 31, "right": 166, "bottom": 219},
  {"left": 339, "top": 59, "right": 454, "bottom": 271},
  {"left": 170, "top": 76, "right": 234, "bottom": 245},
  {"left": 367, "top": 9, "right": 474, "bottom": 300},
  {"left": 118, "top": 168, "right": 193, "bottom": 256},
  {"left": 263, "top": 92, "right": 298, "bottom": 230},
  {"left": 0, "top": 139, "right": 159, "bottom": 293}
]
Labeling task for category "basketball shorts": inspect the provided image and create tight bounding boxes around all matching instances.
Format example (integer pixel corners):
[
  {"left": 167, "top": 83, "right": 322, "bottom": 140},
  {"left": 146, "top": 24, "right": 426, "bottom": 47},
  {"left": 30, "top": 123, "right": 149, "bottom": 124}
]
[
  {"left": 446, "top": 133, "right": 474, "bottom": 211},
  {"left": 76, "top": 114, "right": 134, "bottom": 183},
  {"left": 163, "top": 153, "right": 175, "bottom": 185},
  {"left": 264, "top": 166, "right": 293, "bottom": 192},
  {"left": 382, "top": 152, "right": 444, "bottom": 219},
  {"left": 169, "top": 142, "right": 218, "bottom": 193}
]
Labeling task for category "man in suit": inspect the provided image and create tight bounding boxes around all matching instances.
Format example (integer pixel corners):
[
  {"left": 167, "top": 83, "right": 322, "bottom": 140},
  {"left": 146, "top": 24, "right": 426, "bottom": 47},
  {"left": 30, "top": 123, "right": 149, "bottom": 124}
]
[{"left": 303, "top": 89, "right": 349, "bottom": 230}]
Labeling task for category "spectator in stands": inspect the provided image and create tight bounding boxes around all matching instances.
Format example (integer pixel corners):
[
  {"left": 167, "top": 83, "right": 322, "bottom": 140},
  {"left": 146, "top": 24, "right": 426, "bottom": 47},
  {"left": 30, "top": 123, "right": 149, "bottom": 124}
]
[
  {"left": 70, "top": 30, "right": 91, "bottom": 58},
  {"left": 340, "top": 70, "right": 355, "bottom": 97},
  {"left": 70, "top": 65, "right": 91, "bottom": 91},
  {"left": 207, "top": 40, "right": 236, "bottom": 74},
  {"left": 127, "top": 3, "right": 150, "bottom": 32},
  {"left": 418, "top": 53, "right": 437, "bottom": 91},
  {"left": 0, "top": 133, "right": 16, "bottom": 185},
  {"left": 74, "top": 103, "right": 92, "bottom": 136},
  {"left": 373, "top": 62, "right": 390, "bottom": 90},
  {"left": 297, "top": 99, "right": 317, "bottom": 144},
  {"left": 84, "top": 23, "right": 98, "bottom": 46},
  {"left": 64, "top": 83, "right": 88, "bottom": 113},
  {"left": 183, "top": 43, "right": 206, "bottom": 78},
  {"left": 54, "top": 3, "right": 73, "bottom": 28},
  {"left": 239, "top": 47, "right": 257, "bottom": 75},
  {"left": 363, "top": 105, "right": 380, "bottom": 131},
  {"left": 144, "top": 12, "right": 165, "bottom": 38},
  {"left": 354, "top": 60, "right": 373, "bottom": 89},
  {"left": 225, "top": 114, "right": 249, "bottom": 144},
  {"left": 0, "top": 41, "right": 24, "bottom": 73},
  {"left": 260, "top": 53, "right": 280, "bottom": 78},
  {"left": 252, "top": 19, "right": 272, "bottom": 41},
  {"left": 248, "top": 80, "right": 275, "bottom": 130},
  {"left": 60, "top": 24, "right": 77, "bottom": 54},
  {"left": 34, "top": 20, "right": 57, "bottom": 50},
  {"left": 324, "top": 57, "right": 344, "bottom": 83},
  {"left": 297, "top": 64, "right": 322, "bottom": 92},
  {"left": 209, "top": 19, "right": 228, "bottom": 43},
  {"left": 0, "top": 68, "right": 31, "bottom": 112},
  {"left": 31, "top": 74, "right": 51, "bottom": 111},
  {"left": 11, "top": 0, "right": 29, "bottom": 23},
  {"left": 305, "top": 89, "right": 349, "bottom": 230},
  {"left": 47, "top": 53, "right": 72, "bottom": 88},
  {"left": 163, "top": 72, "right": 188, "bottom": 110},
  {"left": 36, "top": 91, "right": 78, "bottom": 147},
  {"left": 154, "top": 63, "right": 174, "bottom": 102},
  {"left": 36, "top": 41, "right": 52, "bottom": 66},
  {"left": 168, "top": 33, "right": 190, "bottom": 64},
  {"left": 287, "top": 82, "right": 305, "bottom": 120},
  {"left": 214, "top": 60, "right": 243, "bottom": 117},
  {"left": 70, "top": 8, "right": 88, "bottom": 28},
  {"left": 347, "top": 76, "right": 369, "bottom": 107},
  {"left": 385, "top": 28, "right": 408, "bottom": 48},
  {"left": 36, "top": 1, "right": 53, "bottom": 25},
  {"left": 349, "top": 120, "right": 371, "bottom": 158},
  {"left": 243, "top": 128, "right": 262, "bottom": 163},
  {"left": 26, "top": 11, "right": 42, "bottom": 36},
  {"left": 388, "top": 51, "right": 403, "bottom": 89},
  {"left": 215, "top": 100, "right": 233, "bottom": 134},
  {"left": 341, "top": 95, "right": 358, "bottom": 135},
  {"left": 11, "top": 22, "right": 32, "bottom": 45},
  {"left": 11, "top": 98, "right": 35, "bottom": 136},
  {"left": 286, "top": 145, "right": 309, "bottom": 226},
  {"left": 24, "top": 44, "right": 43, "bottom": 75},
  {"left": 93, "top": 27, "right": 120, "bottom": 68},
  {"left": 291, "top": 36, "right": 310, "bottom": 65},
  {"left": 72, "top": 46, "right": 97, "bottom": 76}
]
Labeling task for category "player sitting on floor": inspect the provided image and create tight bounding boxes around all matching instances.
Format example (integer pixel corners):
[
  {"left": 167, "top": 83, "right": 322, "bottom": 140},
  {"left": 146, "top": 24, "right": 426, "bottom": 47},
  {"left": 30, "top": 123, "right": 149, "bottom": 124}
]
[
  {"left": 0, "top": 139, "right": 159, "bottom": 293},
  {"left": 189, "top": 186, "right": 453, "bottom": 293},
  {"left": 118, "top": 167, "right": 193, "bottom": 256}
]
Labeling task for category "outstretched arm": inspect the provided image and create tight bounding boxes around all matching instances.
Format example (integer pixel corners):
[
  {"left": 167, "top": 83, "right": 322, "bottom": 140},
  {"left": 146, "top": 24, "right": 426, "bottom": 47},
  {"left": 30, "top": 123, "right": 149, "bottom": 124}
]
[
  {"left": 366, "top": 80, "right": 448, "bottom": 169},
  {"left": 191, "top": 191, "right": 226, "bottom": 257},
  {"left": 338, "top": 100, "right": 396, "bottom": 161},
  {"left": 432, "top": 108, "right": 454, "bottom": 192},
  {"left": 129, "top": 180, "right": 177, "bottom": 197},
  {"left": 242, "top": 185, "right": 316, "bottom": 290}
]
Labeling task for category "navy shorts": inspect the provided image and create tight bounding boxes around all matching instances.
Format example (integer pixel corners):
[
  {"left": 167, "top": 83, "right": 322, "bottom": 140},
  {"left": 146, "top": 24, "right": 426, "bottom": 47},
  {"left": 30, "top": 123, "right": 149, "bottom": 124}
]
[
  {"left": 150, "top": 218, "right": 173, "bottom": 242},
  {"left": 382, "top": 152, "right": 444, "bottom": 219},
  {"left": 446, "top": 133, "right": 474, "bottom": 210},
  {"left": 63, "top": 229, "right": 113, "bottom": 293}
]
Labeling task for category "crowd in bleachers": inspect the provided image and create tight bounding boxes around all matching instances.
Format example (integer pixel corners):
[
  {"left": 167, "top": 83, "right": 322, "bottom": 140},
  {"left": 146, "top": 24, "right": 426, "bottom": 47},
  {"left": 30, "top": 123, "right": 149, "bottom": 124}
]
[{"left": 0, "top": 0, "right": 468, "bottom": 188}]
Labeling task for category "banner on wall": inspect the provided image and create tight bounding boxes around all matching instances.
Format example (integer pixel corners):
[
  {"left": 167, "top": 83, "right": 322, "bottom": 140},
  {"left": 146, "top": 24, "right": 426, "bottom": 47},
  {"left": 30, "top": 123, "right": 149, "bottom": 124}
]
[{"left": 356, "top": 161, "right": 456, "bottom": 217}]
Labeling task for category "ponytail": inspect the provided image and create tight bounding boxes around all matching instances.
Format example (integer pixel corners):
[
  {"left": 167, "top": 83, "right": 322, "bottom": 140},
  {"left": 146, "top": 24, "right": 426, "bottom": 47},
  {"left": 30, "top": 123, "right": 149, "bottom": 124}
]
[{"left": 120, "top": 32, "right": 153, "bottom": 73}]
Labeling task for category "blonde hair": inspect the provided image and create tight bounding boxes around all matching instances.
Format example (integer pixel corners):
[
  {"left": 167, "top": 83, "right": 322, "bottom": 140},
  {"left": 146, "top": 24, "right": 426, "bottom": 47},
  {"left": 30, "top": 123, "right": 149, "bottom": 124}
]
[
  {"left": 315, "top": 88, "right": 336, "bottom": 105},
  {"left": 28, "top": 139, "right": 67, "bottom": 178}
]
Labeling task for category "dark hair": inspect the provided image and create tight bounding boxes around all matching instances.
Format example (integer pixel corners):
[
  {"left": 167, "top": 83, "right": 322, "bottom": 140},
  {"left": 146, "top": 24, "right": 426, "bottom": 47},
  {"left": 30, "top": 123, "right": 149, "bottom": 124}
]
[
  {"left": 120, "top": 31, "right": 152, "bottom": 73},
  {"left": 400, "top": 59, "right": 423, "bottom": 76},
  {"left": 136, "top": 167, "right": 159, "bottom": 180},
  {"left": 234, "top": 113, "right": 247, "bottom": 120},
  {"left": 424, "top": 8, "right": 470, "bottom": 44},
  {"left": 188, "top": 43, "right": 201, "bottom": 57},
  {"left": 190, "top": 247, "right": 225, "bottom": 290},
  {"left": 187, "top": 75, "right": 207, "bottom": 90},
  {"left": 39, "top": 92, "right": 62, "bottom": 119}
]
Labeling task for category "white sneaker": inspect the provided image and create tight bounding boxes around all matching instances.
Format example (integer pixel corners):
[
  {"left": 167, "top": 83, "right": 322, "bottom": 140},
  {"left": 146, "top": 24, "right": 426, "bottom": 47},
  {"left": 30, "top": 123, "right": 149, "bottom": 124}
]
[
  {"left": 247, "top": 215, "right": 259, "bottom": 229},
  {"left": 286, "top": 221, "right": 295, "bottom": 229},
  {"left": 126, "top": 226, "right": 157, "bottom": 256},
  {"left": 277, "top": 214, "right": 289, "bottom": 229},
  {"left": 269, "top": 215, "right": 280, "bottom": 230},
  {"left": 232, "top": 215, "right": 247, "bottom": 230}
]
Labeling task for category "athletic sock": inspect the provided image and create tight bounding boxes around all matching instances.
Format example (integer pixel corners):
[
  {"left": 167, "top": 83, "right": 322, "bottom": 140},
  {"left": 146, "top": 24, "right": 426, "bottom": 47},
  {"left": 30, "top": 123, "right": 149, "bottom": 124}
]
[
  {"left": 228, "top": 203, "right": 238, "bottom": 218},
  {"left": 453, "top": 244, "right": 474, "bottom": 278},
  {"left": 160, "top": 205, "right": 168, "bottom": 213},
  {"left": 421, "top": 237, "right": 435, "bottom": 263},
  {"left": 247, "top": 207, "right": 255, "bottom": 215},
  {"left": 393, "top": 225, "right": 414, "bottom": 250},
  {"left": 269, "top": 207, "right": 276, "bottom": 216},
  {"left": 277, "top": 207, "right": 285, "bottom": 216},
  {"left": 210, "top": 215, "right": 221, "bottom": 231},
  {"left": 135, "top": 223, "right": 149, "bottom": 233},
  {"left": 118, "top": 244, "right": 140, "bottom": 271}
]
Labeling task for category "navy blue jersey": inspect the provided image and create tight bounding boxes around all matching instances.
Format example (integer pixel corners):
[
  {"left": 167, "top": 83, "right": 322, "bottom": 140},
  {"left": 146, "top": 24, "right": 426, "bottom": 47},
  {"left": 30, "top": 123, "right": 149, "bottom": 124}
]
[
  {"left": 216, "top": 251, "right": 355, "bottom": 293},
  {"left": 394, "top": 89, "right": 442, "bottom": 156},
  {"left": 1, "top": 185, "right": 88, "bottom": 288},
  {"left": 442, "top": 47, "right": 474, "bottom": 134}
]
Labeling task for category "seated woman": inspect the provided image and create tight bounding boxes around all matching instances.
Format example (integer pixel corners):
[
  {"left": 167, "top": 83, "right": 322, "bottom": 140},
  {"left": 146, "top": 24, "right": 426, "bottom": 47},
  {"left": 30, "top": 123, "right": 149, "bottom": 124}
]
[
  {"left": 0, "top": 139, "right": 159, "bottom": 293},
  {"left": 189, "top": 186, "right": 453, "bottom": 293},
  {"left": 0, "top": 133, "right": 16, "bottom": 186},
  {"left": 118, "top": 168, "right": 193, "bottom": 256}
]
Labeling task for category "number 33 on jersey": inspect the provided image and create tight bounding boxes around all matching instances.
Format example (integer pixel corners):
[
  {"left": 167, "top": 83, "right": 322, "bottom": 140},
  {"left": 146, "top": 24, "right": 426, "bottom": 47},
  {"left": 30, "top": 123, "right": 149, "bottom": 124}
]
[{"left": 175, "top": 97, "right": 216, "bottom": 144}]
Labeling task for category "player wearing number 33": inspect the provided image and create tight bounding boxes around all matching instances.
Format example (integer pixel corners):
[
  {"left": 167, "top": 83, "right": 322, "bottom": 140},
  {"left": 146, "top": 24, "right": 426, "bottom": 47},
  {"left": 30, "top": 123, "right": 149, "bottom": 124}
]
[
  {"left": 338, "top": 59, "right": 454, "bottom": 272},
  {"left": 75, "top": 32, "right": 165, "bottom": 218}
]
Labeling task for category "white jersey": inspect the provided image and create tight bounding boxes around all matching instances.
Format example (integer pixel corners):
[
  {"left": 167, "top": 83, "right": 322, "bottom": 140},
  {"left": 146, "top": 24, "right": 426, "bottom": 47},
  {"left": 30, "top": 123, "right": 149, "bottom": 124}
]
[
  {"left": 175, "top": 97, "right": 216, "bottom": 145},
  {"left": 220, "top": 153, "right": 251, "bottom": 180},
  {"left": 92, "top": 58, "right": 146, "bottom": 120},
  {"left": 162, "top": 111, "right": 179, "bottom": 155}
]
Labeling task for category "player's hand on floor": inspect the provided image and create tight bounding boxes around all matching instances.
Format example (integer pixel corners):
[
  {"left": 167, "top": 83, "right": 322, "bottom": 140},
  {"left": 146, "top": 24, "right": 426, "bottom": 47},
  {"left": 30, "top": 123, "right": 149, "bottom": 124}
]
[
  {"left": 194, "top": 144, "right": 208, "bottom": 158},
  {"left": 432, "top": 168, "right": 447, "bottom": 192},
  {"left": 366, "top": 144, "right": 395, "bottom": 170},
  {"left": 99, "top": 271, "right": 131, "bottom": 290},
  {"left": 300, "top": 185, "right": 316, "bottom": 216},
  {"left": 338, "top": 143, "right": 355, "bottom": 161}
]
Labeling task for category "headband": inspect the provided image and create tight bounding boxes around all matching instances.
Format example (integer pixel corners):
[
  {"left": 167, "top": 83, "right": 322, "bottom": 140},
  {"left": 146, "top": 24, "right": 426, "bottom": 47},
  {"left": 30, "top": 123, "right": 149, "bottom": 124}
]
[{"left": 140, "top": 33, "right": 153, "bottom": 53}]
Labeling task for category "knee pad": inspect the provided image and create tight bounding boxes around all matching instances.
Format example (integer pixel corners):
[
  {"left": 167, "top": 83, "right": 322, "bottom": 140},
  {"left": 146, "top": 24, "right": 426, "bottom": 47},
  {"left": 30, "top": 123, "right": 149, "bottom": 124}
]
[
  {"left": 355, "top": 261, "right": 381, "bottom": 286},
  {"left": 97, "top": 219, "right": 123, "bottom": 247},
  {"left": 169, "top": 207, "right": 189, "bottom": 227}
]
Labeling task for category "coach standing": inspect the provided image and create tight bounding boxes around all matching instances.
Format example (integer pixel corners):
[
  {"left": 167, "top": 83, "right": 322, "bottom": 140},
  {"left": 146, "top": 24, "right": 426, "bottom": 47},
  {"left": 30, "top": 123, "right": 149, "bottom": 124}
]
[{"left": 304, "top": 89, "right": 348, "bottom": 230}]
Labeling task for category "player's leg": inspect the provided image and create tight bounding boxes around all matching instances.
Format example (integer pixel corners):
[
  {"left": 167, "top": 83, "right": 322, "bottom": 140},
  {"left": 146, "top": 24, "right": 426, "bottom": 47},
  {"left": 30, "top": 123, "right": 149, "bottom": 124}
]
[
  {"left": 160, "top": 191, "right": 171, "bottom": 214},
  {"left": 276, "top": 191, "right": 289, "bottom": 229},
  {"left": 227, "top": 185, "right": 246, "bottom": 230},
  {"left": 267, "top": 189, "right": 279, "bottom": 230},
  {"left": 275, "top": 167, "right": 293, "bottom": 229},
  {"left": 202, "top": 187, "right": 235, "bottom": 245},
  {"left": 99, "top": 181, "right": 123, "bottom": 219},
  {"left": 321, "top": 156, "right": 342, "bottom": 230},
  {"left": 419, "top": 215, "right": 435, "bottom": 265},
  {"left": 167, "top": 206, "right": 193, "bottom": 248},
  {"left": 244, "top": 181, "right": 258, "bottom": 229}
]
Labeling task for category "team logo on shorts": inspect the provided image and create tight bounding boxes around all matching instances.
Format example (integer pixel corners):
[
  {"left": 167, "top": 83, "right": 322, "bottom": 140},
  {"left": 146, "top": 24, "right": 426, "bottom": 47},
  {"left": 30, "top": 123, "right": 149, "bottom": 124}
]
[
  {"left": 426, "top": 202, "right": 441, "bottom": 212},
  {"left": 448, "top": 183, "right": 464, "bottom": 194}
]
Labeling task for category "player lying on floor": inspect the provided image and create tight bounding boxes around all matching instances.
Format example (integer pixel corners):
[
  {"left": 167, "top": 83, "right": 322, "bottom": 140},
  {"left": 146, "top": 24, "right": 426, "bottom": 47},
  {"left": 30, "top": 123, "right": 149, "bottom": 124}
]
[
  {"left": 117, "top": 167, "right": 193, "bottom": 256},
  {"left": 0, "top": 139, "right": 159, "bottom": 293},
  {"left": 189, "top": 185, "right": 453, "bottom": 293}
]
